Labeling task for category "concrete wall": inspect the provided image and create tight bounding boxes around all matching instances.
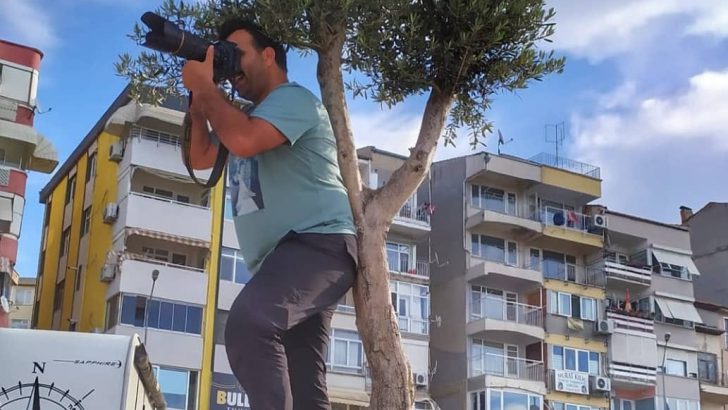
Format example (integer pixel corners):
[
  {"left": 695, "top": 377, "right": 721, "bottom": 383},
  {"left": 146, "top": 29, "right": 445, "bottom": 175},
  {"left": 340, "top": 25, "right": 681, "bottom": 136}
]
[
  {"left": 689, "top": 204, "right": 728, "bottom": 308},
  {"left": 606, "top": 212, "right": 692, "bottom": 251},
  {"left": 429, "top": 157, "right": 467, "bottom": 409}
]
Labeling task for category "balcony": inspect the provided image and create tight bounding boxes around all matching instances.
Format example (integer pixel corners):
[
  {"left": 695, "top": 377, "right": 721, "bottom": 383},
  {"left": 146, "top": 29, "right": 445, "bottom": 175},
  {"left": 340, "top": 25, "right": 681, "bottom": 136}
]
[
  {"left": 542, "top": 263, "right": 605, "bottom": 288},
  {"left": 390, "top": 195, "right": 431, "bottom": 238},
  {"left": 471, "top": 352, "right": 545, "bottom": 381},
  {"left": 467, "top": 297, "right": 545, "bottom": 342},
  {"left": 115, "top": 192, "right": 212, "bottom": 245},
  {"left": 593, "top": 256, "right": 652, "bottom": 288},
  {"left": 467, "top": 256, "right": 542, "bottom": 287},
  {"left": 536, "top": 206, "right": 603, "bottom": 249},
  {"left": 466, "top": 203, "right": 541, "bottom": 235},
  {"left": 388, "top": 258, "right": 430, "bottom": 280},
  {"left": 106, "top": 254, "right": 208, "bottom": 306},
  {"left": 606, "top": 311, "right": 658, "bottom": 388},
  {"left": 529, "top": 153, "right": 601, "bottom": 179}
]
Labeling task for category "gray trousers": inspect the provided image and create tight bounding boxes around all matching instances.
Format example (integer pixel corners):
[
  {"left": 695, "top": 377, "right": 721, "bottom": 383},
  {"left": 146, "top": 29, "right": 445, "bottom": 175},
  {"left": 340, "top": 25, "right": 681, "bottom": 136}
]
[{"left": 224, "top": 232, "right": 358, "bottom": 410}]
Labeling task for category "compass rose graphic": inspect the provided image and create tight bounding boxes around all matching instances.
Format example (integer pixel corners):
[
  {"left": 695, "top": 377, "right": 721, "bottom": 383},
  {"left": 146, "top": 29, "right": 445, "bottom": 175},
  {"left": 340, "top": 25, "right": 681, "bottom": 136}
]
[{"left": 0, "top": 362, "right": 94, "bottom": 409}]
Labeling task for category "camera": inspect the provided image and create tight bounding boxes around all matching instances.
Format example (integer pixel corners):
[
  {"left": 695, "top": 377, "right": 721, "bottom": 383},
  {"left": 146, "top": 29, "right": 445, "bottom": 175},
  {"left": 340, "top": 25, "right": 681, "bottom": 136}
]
[{"left": 140, "top": 12, "right": 241, "bottom": 83}]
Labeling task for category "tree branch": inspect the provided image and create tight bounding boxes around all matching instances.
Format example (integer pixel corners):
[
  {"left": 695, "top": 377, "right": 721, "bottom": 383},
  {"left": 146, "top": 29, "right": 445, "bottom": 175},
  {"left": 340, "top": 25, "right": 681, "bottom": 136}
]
[{"left": 371, "top": 87, "right": 453, "bottom": 219}]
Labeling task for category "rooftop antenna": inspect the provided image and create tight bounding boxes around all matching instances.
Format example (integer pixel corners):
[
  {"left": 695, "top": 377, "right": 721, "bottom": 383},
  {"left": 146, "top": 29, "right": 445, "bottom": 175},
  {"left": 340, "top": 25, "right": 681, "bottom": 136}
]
[
  {"left": 545, "top": 121, "right": 565, "bottom": 163},
  {"left": 497, "top": 129, "right": 513, "bottom": 155}
]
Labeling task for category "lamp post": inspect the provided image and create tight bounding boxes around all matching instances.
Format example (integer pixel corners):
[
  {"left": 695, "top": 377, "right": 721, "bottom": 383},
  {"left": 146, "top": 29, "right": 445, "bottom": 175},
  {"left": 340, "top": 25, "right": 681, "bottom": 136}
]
[
  {"left": 661, "top": 332, "right": 671, "bottom": 410},
  {"left": 143, "top": 269, "right": 160, "bottom": 345}
]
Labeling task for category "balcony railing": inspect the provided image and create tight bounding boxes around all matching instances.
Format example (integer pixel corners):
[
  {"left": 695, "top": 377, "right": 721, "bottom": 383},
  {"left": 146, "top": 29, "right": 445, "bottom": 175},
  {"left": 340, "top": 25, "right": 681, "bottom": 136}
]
[
  {"left": 529, "top": 152, "right": 601, "bottom": 179},
  {"left": 470, "top": 352, "right": 544, "bottom": 381},
  {"left": 388, "top": 259, "right": 430, "bottom": 278},
  {"left": 606, "top": 310, "right": 654, "bottom": 333},
  {"left": 538, "top": 206, "right": 591, "bottom": 232},
  {"left": 121, "top": 252, "right": 205, "bottom": 273},
  {"left": 130, "top": 191, "right": 209, "bottom": 210},
  {"left": 596, "top": 256, "right": 652, "bottom": 285},
  {"left": 469, "top": 296, "right": 543, "bottom": 328},
  {"left": 396, "top": 196, "right": 430, "bottom": 224},
  {"left": 542, "top": 263, "right": 605, "bottom": 287}
]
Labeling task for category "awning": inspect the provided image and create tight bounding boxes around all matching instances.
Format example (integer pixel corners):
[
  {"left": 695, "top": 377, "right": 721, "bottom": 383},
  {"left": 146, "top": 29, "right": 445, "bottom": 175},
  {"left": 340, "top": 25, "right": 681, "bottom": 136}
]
[
  {"left": 105, "top": 101, "right": 185, "bottom": 136},
  {"left": 0, "top": 119, "right": 58, "bottom": 173},
  {"left": 125, "top": 227, "right": 210, "bottom": 248},
  {"left": 655, "top": 297, "right": 703, "bottom": 323},
  {"left": 328, "top": 388, "right": 370, "bottom": 407},
  {"left": 652, "top": 248, "right": 700, "bottom": 275}
]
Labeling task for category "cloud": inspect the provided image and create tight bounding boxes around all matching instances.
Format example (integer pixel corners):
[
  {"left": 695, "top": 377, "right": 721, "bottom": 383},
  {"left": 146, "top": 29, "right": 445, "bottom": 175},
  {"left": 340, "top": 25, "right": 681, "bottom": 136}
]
[
  {"left": 350, "top": 108, "right": 422, "bottom": 155},
  {"left": 0, "top": 0, "right": 58, "bottom": 51},
  {"left": 549, "top": 0, "right": 728, "bottom": 61},
  {"left": 570, "top": 68, "right": 728, "bottom": 221}
]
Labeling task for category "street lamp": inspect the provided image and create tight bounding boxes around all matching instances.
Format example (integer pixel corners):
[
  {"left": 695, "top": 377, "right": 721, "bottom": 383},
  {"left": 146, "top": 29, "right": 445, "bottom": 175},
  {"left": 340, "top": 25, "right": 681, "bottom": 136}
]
[
  {"left": 660, "top": 332, "right": 671, "bottom": 410},
  {"left": 143, "top": 269, "right": 160, "bottom": 345}
]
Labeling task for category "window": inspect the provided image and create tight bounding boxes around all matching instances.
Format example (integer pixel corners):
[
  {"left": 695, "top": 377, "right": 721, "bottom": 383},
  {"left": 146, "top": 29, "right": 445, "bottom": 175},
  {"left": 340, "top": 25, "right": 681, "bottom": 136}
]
[
  {"left": 224, "top": 193, "right": 234, "bottom": 219},
  {"left": 131, "top": 126, "right": 181, "bottom": 147},
  {"left": 75, "top": 266, "right": 83, "bottom": 292},
  {"left": 657, "top": 398, "right": 700, "bottom": 410},
  {"left": 53, "top": 280, "right": 65, "bottom": 312},
  {"left": 85, "top": 152, "right": 96, "bottom": 182},
  {"left": 698, "top": 353, "right": 717, "bottom": 382},
  {"left": 143, "top": 247, "right": 170, "bottom": 262},
  {"left": 142, "top": 186, "right": 174, "bottom": 200},
  {"left": 153, "top": 366, "right": 198, "bottom": 410},
  {"left": 176, "top": 195, "right": 190, "bottom": 204},
  {"left": 119, "top": 295, "right": 203, "bottom": 335},
  {"left": 470, "top": 389, "right": 542, "bottom": 410},
  {"left": 542, "top": 250, "right": 577, "bottom": 281},
  {"left": 219, "top": 247, "right": 251, "bottom": 284},
  {"left": 80, "top": 207, "right": 91, "bottom": 236},
  {"left": 65, "top": 176, "right": 76, "bottom": 205},
  {"left": 551, "top": 402, "right": 599, "bottom": 410},
  {"left": 386, "top": 242, "right": 411, "bottom": 273},
  {"left": 471, "top": 234, "right": 517, "bottom": 265},
  {"left": 551, "top": 345, "right": 600, "bottom": 375},
  {"left": 665, "top": 359, "right": 687, "bottom": 376},
  {"left": 655, "top": 303, "right": 693, "bottom": 328},
  {"left": 547, "top": 291, "right": 597, "bottom": 321},
  {"left": 471, "top": 185, "right": 517, "bottom": 215},
  {"left": 390, "top": 281, "right": 429, "bottom": 334},
  {"left": 0, "top": 64, "right": 33, "bottom": 102},
  {"left": 326, "top": 329, "right": 364, "bottom": 374},
  {"left": 13, "top": 288, "right": 33, "bottom": 305},
  {"left": 59, "top": 228, "right": 71, "bottom": 257},
  {"left": 105, "top": 294, "right": 120, "bottom": 330},
  {"left": 10, "top": 319, "right": 30, "bottom": 328}
]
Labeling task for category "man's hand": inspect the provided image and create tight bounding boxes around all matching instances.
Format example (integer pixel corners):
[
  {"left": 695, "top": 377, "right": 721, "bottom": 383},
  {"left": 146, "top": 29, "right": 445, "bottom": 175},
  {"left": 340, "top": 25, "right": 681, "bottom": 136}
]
[{"left": 182, "top": 46, "right": 215, "bottom": 94}]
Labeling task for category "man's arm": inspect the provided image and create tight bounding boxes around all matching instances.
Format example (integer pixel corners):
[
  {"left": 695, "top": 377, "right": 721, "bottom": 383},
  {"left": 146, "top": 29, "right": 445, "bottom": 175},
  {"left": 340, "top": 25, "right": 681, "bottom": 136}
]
[
  {"left": 185, "top": 104, "right": 219, "bottom": 170},
  {"left": 182, "top": 47, "right": 287, "bottom": 158}
]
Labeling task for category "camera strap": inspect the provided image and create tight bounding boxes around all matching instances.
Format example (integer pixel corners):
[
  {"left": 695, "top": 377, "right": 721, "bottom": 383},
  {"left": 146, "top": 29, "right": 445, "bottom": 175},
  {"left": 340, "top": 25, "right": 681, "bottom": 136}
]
[{"left": 182, "top": 91, "right": 228, "bottom": 189}]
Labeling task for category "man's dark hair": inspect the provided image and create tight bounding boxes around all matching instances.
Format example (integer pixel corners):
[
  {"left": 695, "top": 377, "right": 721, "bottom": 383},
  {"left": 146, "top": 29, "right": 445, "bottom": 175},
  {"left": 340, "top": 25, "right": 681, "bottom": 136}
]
[{"left": 219, "top": 19, "right": 287, "bottom": 72}]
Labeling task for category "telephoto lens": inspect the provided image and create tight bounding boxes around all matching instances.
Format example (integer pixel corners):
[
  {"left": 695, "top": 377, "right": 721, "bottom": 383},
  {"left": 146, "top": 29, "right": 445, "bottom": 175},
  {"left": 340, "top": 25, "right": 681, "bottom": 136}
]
[{"left": 141, "top": 12, "right": 211, "bottom": 62}]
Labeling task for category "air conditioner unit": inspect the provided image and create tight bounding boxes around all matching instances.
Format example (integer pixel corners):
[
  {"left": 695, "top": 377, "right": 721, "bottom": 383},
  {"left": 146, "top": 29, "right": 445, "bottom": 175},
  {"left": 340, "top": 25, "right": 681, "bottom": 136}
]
[
  {"left": 591, "top": 214, "right": 607, "bottom": 229},
  {"left": 413, "top": 372, "right": 428, "bottom": 387},
  {"left": 100, "top": 263, "right": 117, "bottom": 282},
  {"left": 590, "top": 375, "right": 611, "bottom": 392},
  {"left": 109, "top": 142, "right": 124, "bottom": 162},
  {"left": 103, "top": 202, "right": 118, "bottom": 223},
  {"left": 596, "top": 319, "right": 614, "bottom": 335}
]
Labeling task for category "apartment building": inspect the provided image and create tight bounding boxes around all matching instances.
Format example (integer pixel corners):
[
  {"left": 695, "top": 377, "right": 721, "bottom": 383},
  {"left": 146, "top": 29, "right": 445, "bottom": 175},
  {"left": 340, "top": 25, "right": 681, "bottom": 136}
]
[
  {"left": 34, "top": 86, "right": 219, "bottom": 409},
  {"left": 428, "top": 151, "right": 608, "bottom": 410},
  {"left": 599, "top": 210, "right": 703, "bottom": 410},
  {"left": 686, "top": 203, "right": 728, "bottom": 410},
  {"left": 8, "top": 276, "right": 35, "bottom": 328},
  {"left": 0, "top": 39, "right": 58, "bottom": 327}
]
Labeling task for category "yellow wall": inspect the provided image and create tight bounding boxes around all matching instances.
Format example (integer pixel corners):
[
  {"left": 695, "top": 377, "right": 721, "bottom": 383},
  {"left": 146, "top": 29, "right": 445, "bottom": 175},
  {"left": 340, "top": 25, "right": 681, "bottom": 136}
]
[
  {"left": 35, "top": 180, "right": 67, "bottom": 329},
  {"left": 542, "top": 226, "right": 604, "bottom": 249},
  {"left": 541, "top": 167, "right": 601, "bottom": 198},
  {"left": 199, "top": 173, "right": 225, "bottom": 408},
  {"left": 545, "top": 334, "right": 607, "bottom": 353},
  {"left": 79, "top": 132, "right": 118, "bottom": 332},
  {"left": 546, "top": 392, "right": 609, "bottom": 408},
  {"left": 543, "top": 279, "right": 606, "bottom": 300}
]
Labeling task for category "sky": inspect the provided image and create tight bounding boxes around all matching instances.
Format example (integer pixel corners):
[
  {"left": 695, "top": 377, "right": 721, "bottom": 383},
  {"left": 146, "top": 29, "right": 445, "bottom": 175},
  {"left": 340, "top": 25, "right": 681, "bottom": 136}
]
[{"left": 2, "top": 0, "right": 728, "bottom": 277}]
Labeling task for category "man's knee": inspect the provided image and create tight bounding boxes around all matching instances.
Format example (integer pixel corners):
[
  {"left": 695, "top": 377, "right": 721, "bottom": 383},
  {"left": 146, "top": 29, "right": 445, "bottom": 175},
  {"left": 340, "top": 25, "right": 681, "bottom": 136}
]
[{"left": 224, "top": 294, "right": 285, "bottom": 356}]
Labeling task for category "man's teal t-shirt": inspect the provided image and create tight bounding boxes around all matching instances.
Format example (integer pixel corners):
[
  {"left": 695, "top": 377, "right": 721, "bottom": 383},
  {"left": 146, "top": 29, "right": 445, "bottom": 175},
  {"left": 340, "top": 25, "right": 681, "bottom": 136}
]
[{"left": 227, "top": 82, "right": 356, "bottom": 272}]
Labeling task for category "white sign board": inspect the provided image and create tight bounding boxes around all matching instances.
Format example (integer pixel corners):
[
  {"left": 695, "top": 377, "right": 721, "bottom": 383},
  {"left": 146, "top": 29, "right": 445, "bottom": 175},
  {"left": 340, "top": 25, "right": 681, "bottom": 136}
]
[
  {"left": 0, "top": 328, "right": 163, "bottom": 410},
  {"left": 554, "top": 370, "right": 589, "bottom": 395}
]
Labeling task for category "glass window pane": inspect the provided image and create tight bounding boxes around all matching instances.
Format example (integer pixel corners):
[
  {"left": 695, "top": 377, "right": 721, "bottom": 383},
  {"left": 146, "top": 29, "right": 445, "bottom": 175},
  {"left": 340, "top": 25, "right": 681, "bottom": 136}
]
[
  {"left": 490, "top": 390, "right": 502, "bottom": 410},
  {"left": 507, "top": 242, "right": 517, "bottom": 265},
  {"left": 234, "top": 258, "right": 251, "bottom": 284},
  {"left": 120, "top": 295, "right": 137, "bottom": 325},
  {"left": 185, "top": 306, "right": 202, "bottom": 334},
  {"left": 565, "top": 348, "right": 577, "bottom": 371},
  {"left": 157, "top": 368, "right": 188, "bottom": 409},
  {"left": 578, "top": 350, "right": 589, "bottom": 372},
  {"left": 334, "top": 340, "right": 348, "bottom": 365},
  {"left": 483, "top": 236, "right": 505, "bottom": 262},
  {"left": 172, "top": 304, "right": 187, "bottom": 332},
  {"left": 504, "top": 391, "right": 527, "bottom": 410},
  {"left": 552, "top": 346, "right": 564, "bottom": 370},
  {"left": 589, "top": 352, "right": 600, "bottom": 375},
  {"left": 146, "top": 300, "right": 160, "bottom": 329},
  {"left": 559, "top": 293, "right": 571, "bottom": 316},
  {"left": 219, "top": 254, "right": 234, "bottom": 281},
  {"left": 472, "top": 235, "right": 481, "bottom": 257},
  {"left": 0, "top": 65, "right": 32, "bottom": 102},
  {"left": 134, "top": 296, "right": 147, "bottom": 327},
  {"left": 581, "top": 298, "right": 595, "bottom": 321},
  {"left": 159, "top": 302, "right": 174, "bottom": 330}
]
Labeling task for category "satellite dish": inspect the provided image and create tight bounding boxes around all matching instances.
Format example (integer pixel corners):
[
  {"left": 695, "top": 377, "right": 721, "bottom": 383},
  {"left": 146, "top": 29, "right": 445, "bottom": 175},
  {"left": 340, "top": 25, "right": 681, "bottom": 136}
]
[{"left": 0, "top": 296, "right": 9, "bottom": 313}]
